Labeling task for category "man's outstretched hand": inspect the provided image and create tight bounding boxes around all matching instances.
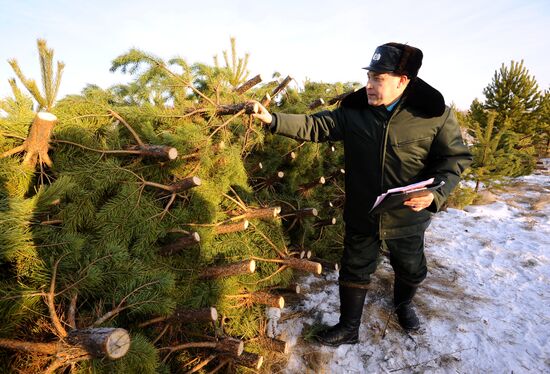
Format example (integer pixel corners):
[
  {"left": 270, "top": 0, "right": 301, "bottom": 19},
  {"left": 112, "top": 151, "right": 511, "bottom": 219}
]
[{"left": 250, "top": 101, "right": 273, "bottom": 124}]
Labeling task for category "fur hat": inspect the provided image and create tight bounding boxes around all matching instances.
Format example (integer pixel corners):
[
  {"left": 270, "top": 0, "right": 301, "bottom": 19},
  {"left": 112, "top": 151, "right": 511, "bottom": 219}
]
[{"left": 363, "top": 42, "right": 423, "bottom": 78}]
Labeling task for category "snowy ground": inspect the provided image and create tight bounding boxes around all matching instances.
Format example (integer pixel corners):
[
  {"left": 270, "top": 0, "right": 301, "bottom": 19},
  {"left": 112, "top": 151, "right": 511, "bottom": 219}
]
[{"left": 276, "top": 173, "right": 550, "bottom": 373}]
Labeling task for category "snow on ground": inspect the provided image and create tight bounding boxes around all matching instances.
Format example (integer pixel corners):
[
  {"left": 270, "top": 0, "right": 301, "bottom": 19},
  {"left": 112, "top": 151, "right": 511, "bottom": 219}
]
[{"left": 277, "top": 174, "right": 550, "bottom": 373}]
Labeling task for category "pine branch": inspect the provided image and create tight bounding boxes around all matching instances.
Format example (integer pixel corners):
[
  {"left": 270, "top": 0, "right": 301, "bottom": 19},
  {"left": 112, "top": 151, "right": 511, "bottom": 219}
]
[
  {"left": 93, "top": 280, "right": 160, "bottom": 326},
  {"left": 47, "top": 256, "right": 68, "bottom": 338},
  {"left": 108, "top": 109, "right": 144, "bottom": 146}
]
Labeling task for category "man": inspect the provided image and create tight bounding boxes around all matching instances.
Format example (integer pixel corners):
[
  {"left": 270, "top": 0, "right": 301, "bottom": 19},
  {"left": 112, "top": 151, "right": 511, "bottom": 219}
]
[{"left": 252, "top": 42, "right": 472, "bottom": 347}]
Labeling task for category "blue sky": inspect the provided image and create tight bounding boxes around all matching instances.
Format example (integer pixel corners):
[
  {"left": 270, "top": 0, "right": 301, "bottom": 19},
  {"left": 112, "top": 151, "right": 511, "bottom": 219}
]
[{"left": 0, "top": 0, "right": 548, "bottom": 110}]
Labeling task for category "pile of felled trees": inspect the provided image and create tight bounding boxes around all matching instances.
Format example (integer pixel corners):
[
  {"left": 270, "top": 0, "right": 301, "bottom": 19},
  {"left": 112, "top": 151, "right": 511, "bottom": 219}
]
[{"left": 0, "top": 39, "right": 352, "bottom": 373}]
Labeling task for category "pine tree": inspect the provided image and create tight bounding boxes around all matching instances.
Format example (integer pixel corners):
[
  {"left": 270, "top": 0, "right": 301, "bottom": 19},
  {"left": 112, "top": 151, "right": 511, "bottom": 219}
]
[
  {"left": 476, "top": 60, "right": 542, "bottom": 175},
  {"left": 1, "top": 38, "right": 334, "bottom": 373},
  {"left": 467, "top": 110, "right": 512, "bottom": 191},
  {"left": 535, "top": 89, "right": 550, "bottom": 156}
]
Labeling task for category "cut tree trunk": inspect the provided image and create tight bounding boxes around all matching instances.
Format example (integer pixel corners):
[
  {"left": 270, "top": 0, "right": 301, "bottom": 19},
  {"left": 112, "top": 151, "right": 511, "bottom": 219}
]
[
  {"left": 234, "top": 351, "right": 263, "bottom": 369},
  {"left": 298, "top": 177, "right": 326, "bottom": 194},
  {"left": 243, "top": 207, "right": 281, "bottom": 220},
  {"left": 216, "top": 102, "right": 258, "bottom": 116},
  {"left": 271, "top": 284, "right": 300, "bottom": 295},
  {"left": 261, "top": 75, "right": 292, "bottom": 106},
  {"left": 0, "top": 328, "right": 130, "bottom": 361},
  {"left": 287, "top": 207, "right": 318, "bottom": 219},
  {"left": 0, "top": 112, "right": 57, "bottom": 168},
  {"left": 311, "top": 257, "right": 340, "bottom": 272},
  {"left": 250, "top": 291, "right": 284, "bottom": 308},
  {"left": 123, "top": 144, "right": 178, "bottom": 161},
  {"left": 200, "top": 259, "right": 256, "bottom": 279},
  {"left": 214, "top": 220, "right": 249, "bottom": 235},
  {"left": 326, "top": 168, "right": 345, "bottom": 181},
  {"left": 308, "top": 98, "right": 325, "bottom": 110},
  {"left": 214, "top": 337, "right": 244, "bottom": 357},
  {"left": 234, "top": 74, "right": 262, "bottom": 94},
  {"left": 144, "top": 176, "right": 201, "bottom": 193},
  {"left": 159, "top": 232, "right": 201, "bottom": 256},
  {"left": 67, "top": 328, "right": 130, "bottom": 360},
  {"left": 281, "top": 257, "right": 322, "bottom": 275},
  {"left": 168, "top": 176, "right": 202, "bottom": 192},
  {"left": 257, "top": 337, "right": 289, "bottom": 354},
  {"left": 314, "top": 217, "right": 337, "bottom": 227},
  {"left": 263, "top": 171, "right": 284, "bottom": 187},
  {"left": 270, "top": 76, "right": 293, "bottom": 99},
  {"left": 249, "top": 161, "right": 263, "bottom": 175}
]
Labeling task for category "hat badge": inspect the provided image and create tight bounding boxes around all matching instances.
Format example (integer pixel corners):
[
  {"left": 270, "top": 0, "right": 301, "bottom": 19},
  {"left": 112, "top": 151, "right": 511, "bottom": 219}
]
[{"left": 372, "top": 52, "right": 381, "bottom": 61}]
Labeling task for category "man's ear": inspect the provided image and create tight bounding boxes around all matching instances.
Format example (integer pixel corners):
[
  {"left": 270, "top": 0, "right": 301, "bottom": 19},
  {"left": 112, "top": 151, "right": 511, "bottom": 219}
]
[{"left": 398, "top": 75, "right": 410, "bottom": 89}]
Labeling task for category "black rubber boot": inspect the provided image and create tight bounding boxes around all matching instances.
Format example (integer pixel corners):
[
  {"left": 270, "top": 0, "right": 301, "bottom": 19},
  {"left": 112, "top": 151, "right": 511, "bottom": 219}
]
[
  {"left": 394, "top": 278, "right": 420, "bottom": 331},
  {"left": 315, "top": 285, "right": 367, "bottom": 347}
]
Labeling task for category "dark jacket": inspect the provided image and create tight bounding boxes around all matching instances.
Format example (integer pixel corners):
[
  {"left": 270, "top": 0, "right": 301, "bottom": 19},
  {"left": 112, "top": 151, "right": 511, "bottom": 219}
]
[{"left": 270, "top": 78, "right": 472, "bottom": 239}]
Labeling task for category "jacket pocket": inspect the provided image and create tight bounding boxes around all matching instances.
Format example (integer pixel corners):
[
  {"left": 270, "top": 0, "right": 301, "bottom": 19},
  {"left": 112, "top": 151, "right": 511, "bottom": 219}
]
[{"left": 391, "top": 136, "right": 433, "bottom": 148}]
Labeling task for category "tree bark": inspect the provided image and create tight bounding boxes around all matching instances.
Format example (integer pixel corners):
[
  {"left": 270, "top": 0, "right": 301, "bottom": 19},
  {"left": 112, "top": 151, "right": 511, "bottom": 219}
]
[
  {"left": 144, "top": 176, "right": 201, "bottom": 193},
  {"left": 311, "top": 257, "right": 340, "bottom": 272},
  {"left": 287, "top": 207, "right": 318, "bottom": 219},
  {"left": 272, "top": 284, "right": 300, "bottom": 294},
  {"left": 314, "top": 217, "right": 337, "bottom": 227},
  {"left": 249, "top": 161, "right": 263, "bottom": 175},
  {"left": 214, "top": 337, "right": 244, "bottom": 357},
  {"left": 216, "top": 102, "right": 258, "bottom": 116},
  {"left": 200, "top": 259, "right": 255, "bottom": 279},
  {"left": 326, "top": 168, "right": 345, "bottom": 181},
  {"left": 308, "top": 98, "right": 325, "bottom": 110},
  {"left": 159, "top": 232, "right": 200, "bottom": 256},
  {"left": 214, "top": 220, "right": 249, "bottom": 235},
  {"left": 0, "top": 339, "right": 58, "bottom": 355},
  {"left": 298, "top": 176, "right": 325, "bottom": 194},
  {"left": 264, "top": 171, "right": 284, "bottom": 186},
  {"left": 234, "top": 351, "right": 263, "bottom": 369},
  {"left": 270, "top": 76, "right": 293, "bottom": 99},
  {"left": 257, "top": 337, "right": 289, "bottom": 354},
  {"left": 0, "top": 329, "right": 130, "bottom": 362},
  {"left": 329, "top": 195, "right": 345, "bottom": 209},
  {"left": 234, "top": 74, "right": 262, "bottom": 94},
  {"left": 280, "top": 257, "right": 322, "bottom": 275},
  {"left": 168, "top": 176, "right": 202, "bottom": 192},
  {"left": 243, "top": 207, "right": 281, "bottom": 220},
  {"left": 123, "top": 144, "right": 178, "bottom": 160},
  {"left": 250, "top": 291, "right": 284, "bottom": 308}
]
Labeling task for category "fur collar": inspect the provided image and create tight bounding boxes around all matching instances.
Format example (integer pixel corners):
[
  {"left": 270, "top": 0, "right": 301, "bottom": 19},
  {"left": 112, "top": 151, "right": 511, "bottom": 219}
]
[{"left": 340, "top": 77, "right": 446, "bottom": 118}]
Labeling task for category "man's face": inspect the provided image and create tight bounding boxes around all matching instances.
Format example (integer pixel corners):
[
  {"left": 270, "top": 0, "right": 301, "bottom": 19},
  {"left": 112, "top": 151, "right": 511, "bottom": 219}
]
[{"left": 366, "top": 72, "right": 407, "bottom": 106}]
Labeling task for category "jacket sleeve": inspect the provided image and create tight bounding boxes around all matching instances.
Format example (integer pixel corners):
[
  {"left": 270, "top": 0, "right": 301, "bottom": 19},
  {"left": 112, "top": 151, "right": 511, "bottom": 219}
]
[
  {"left": 269, "top": 109, "right": 346, "bottom": 142},
  {"left": 425, "top": 109, "right": 473, "bottom": 212}
]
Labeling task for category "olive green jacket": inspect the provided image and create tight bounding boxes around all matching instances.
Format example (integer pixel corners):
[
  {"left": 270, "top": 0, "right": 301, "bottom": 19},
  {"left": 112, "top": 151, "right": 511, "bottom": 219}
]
[{"left": 270, "top": 78, "right": 472, "bottom": 239}]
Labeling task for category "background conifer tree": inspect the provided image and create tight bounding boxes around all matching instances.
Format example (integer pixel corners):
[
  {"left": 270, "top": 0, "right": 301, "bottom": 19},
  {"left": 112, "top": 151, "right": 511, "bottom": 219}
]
[{"left": 472, "top": 60, "right": 542, "bottom": 176}]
